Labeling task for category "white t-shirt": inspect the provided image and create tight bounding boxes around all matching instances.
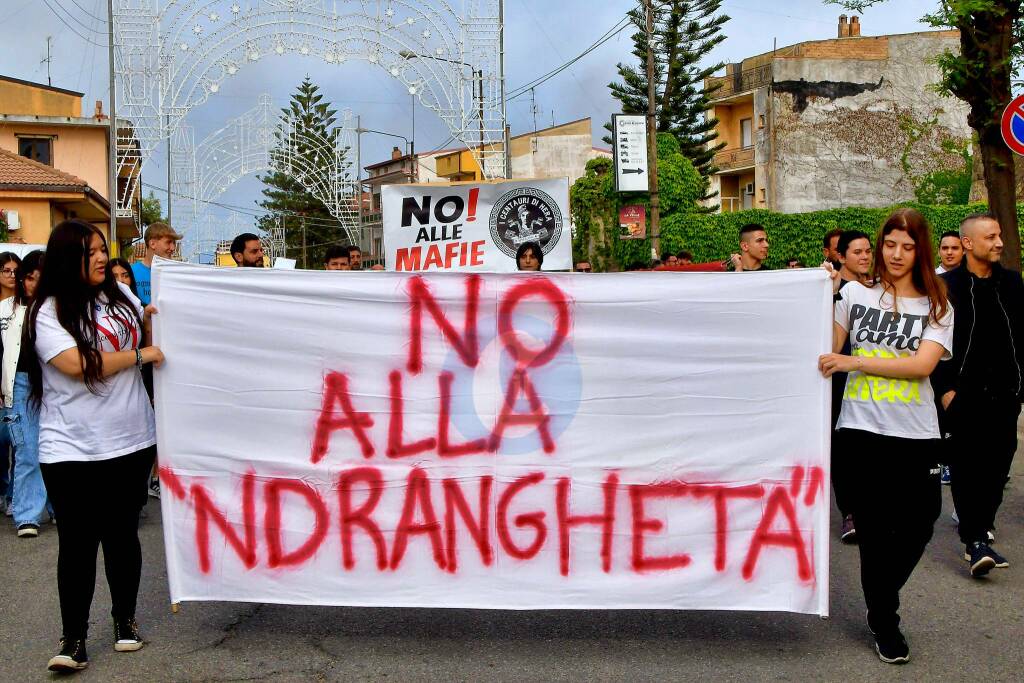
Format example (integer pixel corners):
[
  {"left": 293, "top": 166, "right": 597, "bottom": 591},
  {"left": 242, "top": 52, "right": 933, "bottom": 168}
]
[
  {"left": 34, "top": 283, "right": 156, "bottom": 463},
  {"left": 834, "top": 282, "right": 954, "bottom": 440}
]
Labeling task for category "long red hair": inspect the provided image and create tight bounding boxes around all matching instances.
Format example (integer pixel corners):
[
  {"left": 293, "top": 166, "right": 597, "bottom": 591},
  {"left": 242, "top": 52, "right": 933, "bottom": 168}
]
[{"left": 872, "top": 208, "right": 949, "bottom": 325}]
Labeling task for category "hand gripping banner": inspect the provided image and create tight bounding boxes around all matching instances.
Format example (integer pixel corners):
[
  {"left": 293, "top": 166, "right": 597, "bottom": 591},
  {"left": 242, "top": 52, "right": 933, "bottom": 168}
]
[{"left": 152, "top": 262, "right": 832, "bottom": 614}]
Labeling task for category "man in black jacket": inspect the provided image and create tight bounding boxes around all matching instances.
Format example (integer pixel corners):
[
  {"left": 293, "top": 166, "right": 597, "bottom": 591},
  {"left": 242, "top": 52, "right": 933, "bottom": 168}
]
[{"left": 933, "top": 213, "right": 1024, "bottom": 578}]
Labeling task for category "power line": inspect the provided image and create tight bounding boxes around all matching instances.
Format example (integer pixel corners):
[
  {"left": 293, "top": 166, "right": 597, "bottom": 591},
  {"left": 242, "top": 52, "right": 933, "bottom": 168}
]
[
  {"left": 67, "top": 0, "right": 105, "bottom": 23},
  {"left": 41, "top": 0, "right": 107, "bottom": 47},
  {"left": 507, "top": 12, "right": 634, "bottom": 100}
]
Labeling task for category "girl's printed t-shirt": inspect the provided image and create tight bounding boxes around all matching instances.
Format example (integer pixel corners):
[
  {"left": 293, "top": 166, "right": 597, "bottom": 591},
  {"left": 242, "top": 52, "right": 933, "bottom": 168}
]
[
  {"left": 34, "top": 282, "right": 156, "bottom": 463},
  {"left": 834, "top": 281, "right": 954, "bottom": 440}
]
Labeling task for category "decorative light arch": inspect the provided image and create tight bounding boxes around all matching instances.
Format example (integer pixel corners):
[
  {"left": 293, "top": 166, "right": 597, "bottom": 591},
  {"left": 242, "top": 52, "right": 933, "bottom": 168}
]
[
  {"left": 171, "top": 93, "right": 360, "bottom": 261},
  {"left": 114, "top": 0, "right": 506, "bottom": 220}
]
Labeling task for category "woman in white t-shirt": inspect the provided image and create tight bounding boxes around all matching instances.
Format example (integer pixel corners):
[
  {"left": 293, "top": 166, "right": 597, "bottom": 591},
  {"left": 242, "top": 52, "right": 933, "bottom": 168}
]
[
  {"left": 25, "top": 220, "right": 164, "bottom": 674},
  {"left": 819, "top": 208, "right": 953, "bottom": 666}
]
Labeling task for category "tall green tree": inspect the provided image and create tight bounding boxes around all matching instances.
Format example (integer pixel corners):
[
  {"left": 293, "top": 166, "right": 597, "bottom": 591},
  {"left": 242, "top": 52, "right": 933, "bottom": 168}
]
[
  {"left": 257, "top": 77, "right": 349, "bottom": 268},
  {"left": 140, "top": 191, "right": 165, "bottom": 227},
  {"left": 606, "top": 1, "right": 730, "bottom": 199},
  {"left": 828, "top": 0, "right": 1023, "bottom": 269}
]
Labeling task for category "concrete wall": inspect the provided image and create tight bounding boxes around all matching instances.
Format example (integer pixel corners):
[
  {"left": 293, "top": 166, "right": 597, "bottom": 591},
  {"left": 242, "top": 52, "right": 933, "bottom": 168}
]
[
  {"left": 510, "top": 133, "right": 605, "bottom": 185},
  {"left": 0, "top": 80, "right": 81, "bottom": 118},
  {"left": 769, "top": 32, "right": 971, "bottom": 214}
]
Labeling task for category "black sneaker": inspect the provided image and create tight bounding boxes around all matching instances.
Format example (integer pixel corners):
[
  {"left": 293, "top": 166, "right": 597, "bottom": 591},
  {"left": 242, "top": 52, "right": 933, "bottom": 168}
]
[
  {"left": 874, "top": 629, "right": 910, "bottom": 664},
  {"left": 840, "top": 514, "right": 857, "bottom": 543},
  {"left": 17, "top": 523, "right": 39, "bottom": 538},
  {"left": 113, "top": 617, "right": 144, "bottom": 652},
  {"left": 47, "top": 638, "right": 88, "bottom": 672},
  {"left": 989, "top": 546, "right": 1010, "bottom": 569},
  {"left": 148, "top": 478, "right": 161, "bottom": 499},
  {"left": 966, "top": 542, "right": 998, "bottom": 577}
]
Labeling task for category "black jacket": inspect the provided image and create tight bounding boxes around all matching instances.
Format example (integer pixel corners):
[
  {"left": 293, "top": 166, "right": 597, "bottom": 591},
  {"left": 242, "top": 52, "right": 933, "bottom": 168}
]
[{"left": 932, "top": 262, "right": 1024, "bottom": 402}]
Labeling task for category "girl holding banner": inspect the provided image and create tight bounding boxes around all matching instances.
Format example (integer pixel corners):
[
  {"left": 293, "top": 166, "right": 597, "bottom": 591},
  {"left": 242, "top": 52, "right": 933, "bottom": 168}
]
[
  {"left": 26, "top": 220, "right": 164, "bottom": 673},
  {"left": 819, "top": 208, "right": 953, "bottom": 666}
]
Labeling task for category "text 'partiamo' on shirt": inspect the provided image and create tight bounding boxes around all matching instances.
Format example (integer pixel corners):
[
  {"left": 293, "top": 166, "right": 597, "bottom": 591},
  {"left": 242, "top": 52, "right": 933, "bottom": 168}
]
[{"left": 834, "top": 281, "right": 954, "bottom": 440}]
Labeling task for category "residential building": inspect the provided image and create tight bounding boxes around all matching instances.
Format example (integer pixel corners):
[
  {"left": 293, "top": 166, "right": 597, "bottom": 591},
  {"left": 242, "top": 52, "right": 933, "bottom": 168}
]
[
  {"left": 358, "top": 119, "right": 610, "bottom": 266},
  {"left": 704, "top": 16, "right": 971, "bottom": 213},
  {"left": 432, "top": 118, "right": 611, "bottom": 185},
  {"left": 0, "top": 75, "right": 142, "bottom": 248}
]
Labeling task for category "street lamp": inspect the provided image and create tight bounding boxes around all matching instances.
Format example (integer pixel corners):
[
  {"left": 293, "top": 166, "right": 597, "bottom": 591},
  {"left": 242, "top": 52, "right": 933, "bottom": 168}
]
[{"left": 399, "top": 50, "right": 486, "bottom": 170}]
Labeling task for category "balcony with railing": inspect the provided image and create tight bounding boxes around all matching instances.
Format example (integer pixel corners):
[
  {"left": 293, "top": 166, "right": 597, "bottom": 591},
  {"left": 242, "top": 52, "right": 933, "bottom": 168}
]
[
  {"left": 705, "top": 64, "right": 772, "bottom": 101},
  {"left": 713, "top": 146, "right": 755, "bottom": 173}
]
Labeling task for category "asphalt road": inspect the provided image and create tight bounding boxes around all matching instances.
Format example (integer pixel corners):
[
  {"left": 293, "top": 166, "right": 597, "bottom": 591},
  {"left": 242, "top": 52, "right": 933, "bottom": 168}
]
[{"left": 2, "top": 455, "right": 1022, "bottom": 682}]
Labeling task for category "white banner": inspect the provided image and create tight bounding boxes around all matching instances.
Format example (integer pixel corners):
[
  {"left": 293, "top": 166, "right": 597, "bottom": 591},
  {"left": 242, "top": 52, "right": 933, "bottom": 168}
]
[
  {"left": 153, "top": 262, "right": 832, "bottom": 614},
  {"left": 382, "top": 179, "right": 572, "bottom": 273}
]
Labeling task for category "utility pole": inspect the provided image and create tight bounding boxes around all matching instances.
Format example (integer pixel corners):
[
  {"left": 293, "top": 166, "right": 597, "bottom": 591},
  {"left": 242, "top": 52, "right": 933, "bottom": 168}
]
[
  {"left": 41, "top": 36, "right": 52, "bottom": 86},
  {"left": 499, "top": 0, "right": 511, "bottom": 179},
  {"left": 477, "top": 69, "right": 485, "bottom": 169},
  {"left": 301, "top": 215, "right": 308, "bottom": 269},
  {"left": 106, "top": 0, "right": 119, "bottom": 255},
  {"left": 166, "top": 113, "right": 172, "bottom": 227},
  {"left": 644, "top": 0, "right": 660, "bottom": 259}
]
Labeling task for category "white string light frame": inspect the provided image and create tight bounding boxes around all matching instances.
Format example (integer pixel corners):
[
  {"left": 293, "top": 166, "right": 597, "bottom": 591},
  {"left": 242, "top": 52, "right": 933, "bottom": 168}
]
[
  {"left": 171, "top": 93, "right": 361, "bottom": 260},
  {"left": 114, "top": 0, "right": 507, "bottom": 220}
]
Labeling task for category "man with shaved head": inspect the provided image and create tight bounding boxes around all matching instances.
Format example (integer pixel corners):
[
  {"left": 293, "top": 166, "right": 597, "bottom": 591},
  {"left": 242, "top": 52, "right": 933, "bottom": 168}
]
[{"left": 933, "top": 213, "right": 1024, "bottom": 577}]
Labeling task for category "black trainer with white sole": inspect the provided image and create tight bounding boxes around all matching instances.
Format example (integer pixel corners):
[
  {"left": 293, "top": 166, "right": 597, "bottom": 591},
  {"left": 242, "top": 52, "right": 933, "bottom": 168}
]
[
  {"left": 966, "top": 542, "right": 998, "bottom": 577},
  {"left": 113, "top": 617, "right": 144, "bottom": 652},
  {"left": 47, "top": 638, "right": 88, "bottom": 672},
  {"left": 873, "top": 629, "right": 910, "bottom": 664}
]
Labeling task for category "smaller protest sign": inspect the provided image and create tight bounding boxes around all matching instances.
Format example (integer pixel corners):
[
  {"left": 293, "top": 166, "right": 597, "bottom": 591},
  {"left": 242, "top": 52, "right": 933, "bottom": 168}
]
[
  {"left": 382, "top": 179, "right": 571, "bottom": 272},
  {"left": 619, "top": 205, "right": 646, "bottom": 239}
]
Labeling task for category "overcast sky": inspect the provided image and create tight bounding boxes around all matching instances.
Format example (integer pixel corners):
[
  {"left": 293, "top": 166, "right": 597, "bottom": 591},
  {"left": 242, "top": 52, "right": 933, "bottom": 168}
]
[{"left": 0, "top": 0, "right": 935, "bottom": 228}]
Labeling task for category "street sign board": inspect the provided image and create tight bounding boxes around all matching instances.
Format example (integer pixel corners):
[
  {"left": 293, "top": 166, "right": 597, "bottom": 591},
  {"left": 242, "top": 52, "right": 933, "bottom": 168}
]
[
  {"left": 612, "top": 114, "right": 649, "bottom": 192},
  {"left": 1001, "top": 94, "right": 1024, "bottom": 156}
]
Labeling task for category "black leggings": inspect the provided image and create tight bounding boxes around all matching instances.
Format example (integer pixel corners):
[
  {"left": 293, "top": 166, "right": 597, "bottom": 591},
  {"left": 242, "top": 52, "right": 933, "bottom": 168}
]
[
  {"left": 40, "top": 447, "right": 156, "bottom": 641},
  {"left": 839, "top": 429, "right": 941, "bottom": 634}
]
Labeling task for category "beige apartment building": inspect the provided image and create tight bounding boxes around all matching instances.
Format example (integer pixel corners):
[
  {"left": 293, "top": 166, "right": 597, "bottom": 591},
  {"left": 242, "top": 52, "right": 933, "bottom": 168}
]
[
  {"left": 705, "top": 16, "right": 971, "bottom": 214},
  {"left": 0, "top": 75, "right": 141, "bottom": 249}
]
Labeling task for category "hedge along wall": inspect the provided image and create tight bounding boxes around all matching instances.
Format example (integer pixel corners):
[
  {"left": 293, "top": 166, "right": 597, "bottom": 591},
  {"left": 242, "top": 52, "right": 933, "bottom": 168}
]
[{"left": 609, "top": 203, "right": 1024, "bottom": 271}]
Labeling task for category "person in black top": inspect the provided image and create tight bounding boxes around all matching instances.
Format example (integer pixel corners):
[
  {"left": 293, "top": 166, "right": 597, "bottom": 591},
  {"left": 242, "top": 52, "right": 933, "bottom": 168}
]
[
  {"left": 933, "top": 213, "right": 1024, "bottom": 577},
  {"left": 831, "top": 230, "right": 872, "bottom": 542}
]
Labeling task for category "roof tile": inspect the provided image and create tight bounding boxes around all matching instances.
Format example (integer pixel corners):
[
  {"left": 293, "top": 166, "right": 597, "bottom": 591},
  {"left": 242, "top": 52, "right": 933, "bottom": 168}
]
[{"left": 0, "top": 148, "right": 89, "bottom": 188}]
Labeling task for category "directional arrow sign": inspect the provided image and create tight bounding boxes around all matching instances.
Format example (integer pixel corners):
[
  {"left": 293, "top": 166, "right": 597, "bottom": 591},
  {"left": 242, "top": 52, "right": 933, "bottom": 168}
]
[{"left": 613, "top": 114, "right": 649, "bottom": 193}]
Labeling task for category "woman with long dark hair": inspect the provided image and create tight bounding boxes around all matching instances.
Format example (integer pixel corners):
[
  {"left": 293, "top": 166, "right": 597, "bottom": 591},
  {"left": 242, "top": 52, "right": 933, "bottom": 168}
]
[
  {"left": 27, "top": 220, "right": 163, "bottom": 673},
  {"left": 0, "top": 251, "right": 20, "bottom": 515},
  {"left": 819, "top": 208, "right": 953, "bottom": 664},
  {"left": 108, "top": 258, "right": 139, "bottom": 298},
  {"left": 1, "top": 250, "right": 49, "bottom": 537},
  {"left": 516, "top": 242, "right": 543, "bottom": 271},
  {"left": 0, "top": 251, "right": 20, "bottom": 301}
]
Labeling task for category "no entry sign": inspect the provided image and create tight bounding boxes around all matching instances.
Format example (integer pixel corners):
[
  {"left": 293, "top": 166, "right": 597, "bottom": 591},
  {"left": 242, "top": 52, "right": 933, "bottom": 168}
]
[{"left": 1001, "top": 95, "right": 1024, "bottom": 156}]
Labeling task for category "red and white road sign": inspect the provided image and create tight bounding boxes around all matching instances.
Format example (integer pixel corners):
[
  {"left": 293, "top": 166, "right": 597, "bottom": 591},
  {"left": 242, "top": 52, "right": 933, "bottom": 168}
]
[{"left": 1001, "top": 95, "right": 1024, "bottom": 156}]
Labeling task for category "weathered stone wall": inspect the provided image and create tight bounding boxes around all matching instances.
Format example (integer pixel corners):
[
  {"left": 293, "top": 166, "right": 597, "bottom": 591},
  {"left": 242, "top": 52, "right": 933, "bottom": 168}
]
[
  {"left": 769, "top": 33, "right": 971, "bottom": 214},
  {"left": 511, "top": 134, "right": 609, "bottom": 185}
]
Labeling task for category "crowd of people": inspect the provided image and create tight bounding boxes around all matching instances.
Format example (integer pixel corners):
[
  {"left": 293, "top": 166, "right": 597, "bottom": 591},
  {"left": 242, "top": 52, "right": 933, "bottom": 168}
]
[{"left": 0, "top": 207, "right": 1019, "bottom": 672}]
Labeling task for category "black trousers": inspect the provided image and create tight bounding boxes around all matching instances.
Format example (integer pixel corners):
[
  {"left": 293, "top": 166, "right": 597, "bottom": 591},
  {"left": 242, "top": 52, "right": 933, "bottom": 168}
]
[
  {"left": 831, "top": 433, "right": 856, "bottom": 517},
  {"left": 947, "top": 392, "right": 1020, "bottom": 545},
  {"left": 40, "top": 447, "right": 156, "bottom": 641},
  {"left": 840, "top": 429, "right": 941, "bottom": 634}
]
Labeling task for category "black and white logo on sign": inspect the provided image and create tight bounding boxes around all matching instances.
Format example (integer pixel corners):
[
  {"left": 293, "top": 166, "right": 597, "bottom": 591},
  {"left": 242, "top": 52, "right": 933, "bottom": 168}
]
[{"left": 488, "top": 187, "right": 564, "bottom": 258}]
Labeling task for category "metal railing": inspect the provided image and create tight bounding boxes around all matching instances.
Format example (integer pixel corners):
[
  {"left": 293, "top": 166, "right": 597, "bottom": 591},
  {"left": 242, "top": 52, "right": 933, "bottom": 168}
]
[
  {"left": 705, "top": 64, "right": 772, "bottom": 100},
  {"left": 713, "top": 147, "right": 755, "bottom": 172}
]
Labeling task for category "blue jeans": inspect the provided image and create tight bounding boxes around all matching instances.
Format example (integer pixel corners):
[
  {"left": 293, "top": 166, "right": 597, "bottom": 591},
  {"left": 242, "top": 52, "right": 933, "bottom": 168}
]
[
  {"left": 0, "top": 419, "right": 10, "bottom": 504},
  {"left": 3, "top": 372, "right": 49, "bottom": 525}
]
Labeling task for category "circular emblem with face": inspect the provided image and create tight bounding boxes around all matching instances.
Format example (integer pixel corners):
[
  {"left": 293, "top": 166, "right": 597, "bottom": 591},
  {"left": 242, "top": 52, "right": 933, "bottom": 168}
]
[{"left": 488, "top": 186, "right": 563, "bottom": 258}]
